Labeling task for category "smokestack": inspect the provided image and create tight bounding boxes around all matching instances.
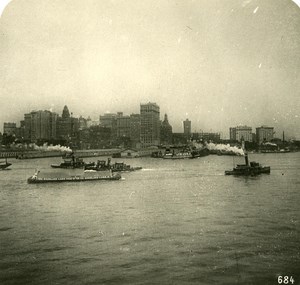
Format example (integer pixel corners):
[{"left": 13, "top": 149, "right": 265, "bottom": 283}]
[
  {"left": 245, "top": 153, "right": 249, "bottom": 166},
  {"left": 241, "top": 137, "right": 245, "bottom": 151},
  {"left": 283, "top": 131, "right": 285, "bottom": 143}
]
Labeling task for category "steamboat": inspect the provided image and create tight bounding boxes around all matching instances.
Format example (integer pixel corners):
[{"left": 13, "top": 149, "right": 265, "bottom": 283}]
[{"left": 225, "top": 153, "right": 270, "bottom": 176}]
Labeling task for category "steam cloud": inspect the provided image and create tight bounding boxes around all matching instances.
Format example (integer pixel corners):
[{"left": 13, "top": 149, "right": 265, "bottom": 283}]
[
  {"left": 206, "top": 143, "right": 245, "bottom": 156},
  {"left": 263, "top": 142, "right": 277, "bottom": 146},
  {"left": 31, "top": 143, "right": 72, "bottom": 153},
  {"left": 191, "top": 141, "right": 205, "bottom": 149}
]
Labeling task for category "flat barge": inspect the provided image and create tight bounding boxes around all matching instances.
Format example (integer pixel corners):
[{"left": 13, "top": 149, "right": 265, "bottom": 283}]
[{"left": 27, "top": 171, "right": 121, "bottom": 184}]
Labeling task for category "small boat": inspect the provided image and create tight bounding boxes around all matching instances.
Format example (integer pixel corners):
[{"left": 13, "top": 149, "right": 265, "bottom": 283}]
[
  {"left": 27, "top": 170, "right": 121, "bottom": 184},
  {"left": 51, "top": 153, "right": 94, "bottom": 169},
  {"left": 0, "top": 158, "right": 12, "bottom": 170},
  {"left": 225, "top": 153, "right": 270, "bottom": 176}
]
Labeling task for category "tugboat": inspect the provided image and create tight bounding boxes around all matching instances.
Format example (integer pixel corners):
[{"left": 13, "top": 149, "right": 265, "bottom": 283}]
[
  {"left": 51, "top": 152, "right": 94, "bottom": 169},
  {"left": 190, "top": 148, "right": 210, "bottom": 159},
  {"left": 0, "top": 158, "right": 12, "bottom": 170},
  {"left": 111, "top": 162, "right": 142, "bottom": 172},
  {"left": 225, "top": 153, "right": 270, "bottom": 176},
  {"left": 84, "top": 158, "right": 111, "bottom": 171}
]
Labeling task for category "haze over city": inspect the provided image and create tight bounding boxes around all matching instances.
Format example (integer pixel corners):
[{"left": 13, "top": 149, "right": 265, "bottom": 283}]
[{"left": 0, "top": 0, "right": 299, "bottom": 138}]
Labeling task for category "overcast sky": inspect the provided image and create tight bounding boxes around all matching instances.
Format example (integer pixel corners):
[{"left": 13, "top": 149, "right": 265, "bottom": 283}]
[{"left": 0, "top": 0, "right": 299, "bottom": 139}]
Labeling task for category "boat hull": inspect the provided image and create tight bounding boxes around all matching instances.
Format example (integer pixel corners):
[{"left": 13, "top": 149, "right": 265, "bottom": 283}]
[
  {"left": 225, "top": 166, "right": 270, "bottom": 176},
  {"left": 163, "top": 155, "right": 192, "bottom": 159},
  {"left": 50, "top": 164, "right": 84, "bottom": 169},
  {"left": 0, "top": 163, "right": 12, "bottom": 170},
  {"left": 27, "top": 173, "right": 121, "bottom": 184}
]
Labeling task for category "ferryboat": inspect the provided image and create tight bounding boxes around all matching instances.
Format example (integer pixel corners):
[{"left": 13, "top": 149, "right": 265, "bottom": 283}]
[{"left": 163, "top": 150, "right": 192, "bottom": 159}]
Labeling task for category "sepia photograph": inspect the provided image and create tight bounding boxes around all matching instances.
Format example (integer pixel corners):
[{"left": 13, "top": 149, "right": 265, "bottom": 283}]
[{"left": 0, "top": 0, "right": 299, "bottom": 284}]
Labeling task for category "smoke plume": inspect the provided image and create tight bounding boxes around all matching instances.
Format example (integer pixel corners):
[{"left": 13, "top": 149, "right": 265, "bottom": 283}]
[
  {"left": 31, "top": 143, "right": 72, "bottom": 153},
  {"left": 206, "top": 143, "right": 244, "bottom": 156},
  {"left": 263, "top": 142, "right": 277, "bottom": 146}
]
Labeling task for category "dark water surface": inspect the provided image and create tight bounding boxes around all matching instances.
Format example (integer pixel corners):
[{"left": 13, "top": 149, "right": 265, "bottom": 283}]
[{"left": 0, "top": 153, "right": 299, "bottom": 285}]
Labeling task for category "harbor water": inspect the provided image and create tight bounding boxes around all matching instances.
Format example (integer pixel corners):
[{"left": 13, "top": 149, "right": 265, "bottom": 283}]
[{"left": 0, "top": 153, "right": 299, "bottom": 284}]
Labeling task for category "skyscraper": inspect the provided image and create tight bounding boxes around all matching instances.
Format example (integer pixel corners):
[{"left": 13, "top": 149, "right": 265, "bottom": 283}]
[
  {"left": 160, "top": 114, "right": 173, "bottom": 145},
  {"left": 256, "top": 126, "right": 274, "bottom": 144},
  {"left": 116, "top": 112, "right": 131, "bottom": 138},
  {"left": 229, "top": 126, "right": 252, "bottom": 142},
  {"left": 183, "top": 119, "right": 191, "bottom": 138},
  {"left": 23, "top": 110, "right": 58, "bottom": 142},
  {"left": 140, "top": 102, "right": 160, "bottom": 147},
  {"left": 130, "top": 114, "right": 141, "bottom": 148},
  {"left": 99, "top": 113, "right": 117, "bottom": 128},
  {"left": 57, "top": 105, "right": 72, "bottom": 141}
]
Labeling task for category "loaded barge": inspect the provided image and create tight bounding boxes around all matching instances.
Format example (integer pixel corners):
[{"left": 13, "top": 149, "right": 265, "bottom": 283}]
[{"left": 27, "top": 171, "right": 121, "bottom": 184}]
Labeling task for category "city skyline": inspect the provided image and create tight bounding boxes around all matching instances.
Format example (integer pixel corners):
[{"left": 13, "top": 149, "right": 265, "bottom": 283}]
[
  {"left": 1, "top": 1, "right": 300, "bottom": 139},
  {"left": 1, "top": 103, "right": 283, "bottom": 142}
]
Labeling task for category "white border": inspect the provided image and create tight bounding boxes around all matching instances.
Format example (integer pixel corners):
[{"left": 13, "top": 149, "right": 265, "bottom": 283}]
[{"left": 0, "top": 0, "right": 12, "bottom": 17}]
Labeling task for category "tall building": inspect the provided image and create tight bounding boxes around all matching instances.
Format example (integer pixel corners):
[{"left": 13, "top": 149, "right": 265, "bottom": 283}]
[
  {"left": 183, "top": 119, "right": 191, "bottom": 138},
  {"left": 26, "top": 110, "right": 58, "bottom": 142},
  {"left": 116, "top": 112, "right": 131, "bottom": 138},
  {"left": 24, "top": 113, "right": 32, "bottom": 141},
  {"left": 99, "top": 113, "right": 117, "bottom": 128},
  {"left": 130, "top": 114, "right": 141, "bottom": 148},
  {"left": 229, "top": 126, "right": 252, "bottom": 142},
  {"left": 140, "top": 102, "right": 160, "bottom": 147},
  {"left": 57, "top": 105, "right": 72, "bottom": 141},
  {"left": 160, "top": 114, "right": 173, "bottom": 145},
  {"left": 99, "top": 113, "right": 117, "bottom": 141},
  {"left": 256, "top": 126, "right": 274, "bottom": 144},
  {"left": 50, "top": 112, "right": 59, "bottom": 140},
  {"left": 78, "top": 116, "right": 88, "bottom": 130}
]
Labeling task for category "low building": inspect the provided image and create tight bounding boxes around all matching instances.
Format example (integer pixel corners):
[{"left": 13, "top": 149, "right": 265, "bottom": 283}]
[
  {"left": 3, "top": 122, "right": 17, "bottom": 136},
  {"left": 172, "top": 133, "right": 188, "bottom": 145},
  {"left": 193, "top": 132, "right": 221, "bottom": 143},
  {"left": 120, "top": 148, "right": 139, "bottom": 158}
]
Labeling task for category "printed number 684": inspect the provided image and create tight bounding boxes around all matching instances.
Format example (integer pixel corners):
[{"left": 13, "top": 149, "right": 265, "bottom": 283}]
[{"left": 278, "top": 276, "right": 294, "bottom": 284}]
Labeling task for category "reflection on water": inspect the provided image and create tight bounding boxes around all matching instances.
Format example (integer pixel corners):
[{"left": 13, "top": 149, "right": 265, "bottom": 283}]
[{"left": 0, "top": 153, "right": 299, "bottom": 284}]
